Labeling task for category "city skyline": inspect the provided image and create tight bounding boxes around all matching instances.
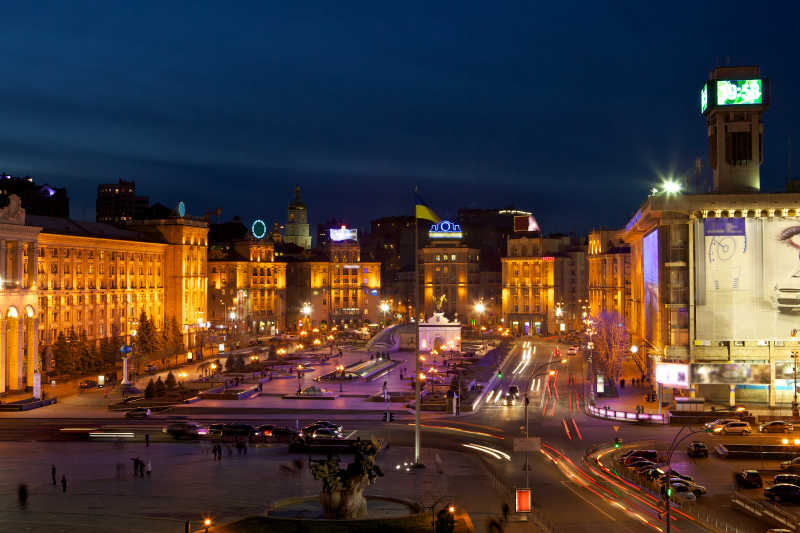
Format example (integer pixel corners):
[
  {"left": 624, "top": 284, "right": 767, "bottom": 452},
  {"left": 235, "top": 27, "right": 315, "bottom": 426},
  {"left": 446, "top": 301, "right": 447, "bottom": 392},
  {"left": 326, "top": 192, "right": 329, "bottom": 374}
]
[{"left": 2, "top": 2, "right": 799, "bottom": 234}]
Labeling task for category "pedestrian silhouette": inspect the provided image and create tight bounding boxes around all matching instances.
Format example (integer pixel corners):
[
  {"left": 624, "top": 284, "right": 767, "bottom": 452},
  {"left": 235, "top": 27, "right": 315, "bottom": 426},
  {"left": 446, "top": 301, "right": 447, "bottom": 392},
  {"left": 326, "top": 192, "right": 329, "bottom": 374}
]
[
  {"left": 502, "top": 502, "right": 509, "bottom": 522},
  {"left": 61, "top": 475, "right": 67, "bottom": 492},
  {"left": 51, "top": 464, "right": 56, "bottom": 485},
  {"left": 18, "top": 484, "right": 28, "bottom": 509},
  {"left": 145, "top": 433, "right": 150, "bottom": 447}
]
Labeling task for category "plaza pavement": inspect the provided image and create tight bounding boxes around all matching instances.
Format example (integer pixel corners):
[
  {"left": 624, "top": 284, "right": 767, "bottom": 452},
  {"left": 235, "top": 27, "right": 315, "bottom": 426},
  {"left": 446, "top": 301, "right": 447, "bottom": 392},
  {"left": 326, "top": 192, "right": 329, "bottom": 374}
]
[{"left": 0, "top": 440, "right": 510, "bottom": 533}]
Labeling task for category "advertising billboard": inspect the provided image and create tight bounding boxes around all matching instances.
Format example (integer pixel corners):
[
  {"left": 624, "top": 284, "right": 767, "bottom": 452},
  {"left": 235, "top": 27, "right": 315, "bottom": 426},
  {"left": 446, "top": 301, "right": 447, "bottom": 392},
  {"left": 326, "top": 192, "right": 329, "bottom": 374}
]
[
  {"left": 691, "top": 363, "right": 770, "bottom": 385},
  {"left": 514, "top": 215, "right": 541, "bottom": 233},
  {"left": 656, "top": 363, "right": 690, "bottom": 388},
  {"left": 330, "top": 226, "right": 358, "bottom": 242},
  {"left": 716, "top": 79, "right": 762, "bottom": 106},
  {"left": 695, "top": 217, "right": 800, "bottom": 339},
  {"left": 643, "top": 230, "right": 659, "bottom": 342}
]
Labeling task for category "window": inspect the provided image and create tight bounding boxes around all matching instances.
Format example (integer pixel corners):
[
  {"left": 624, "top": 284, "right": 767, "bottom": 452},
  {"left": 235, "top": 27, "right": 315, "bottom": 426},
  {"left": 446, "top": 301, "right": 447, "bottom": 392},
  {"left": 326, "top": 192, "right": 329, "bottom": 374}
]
[
  {"left": 451, "top": 254, "right": 456, "bottom": 261},
  {"left": 435, "top": 255, "right": 440, "bottom": 261}
]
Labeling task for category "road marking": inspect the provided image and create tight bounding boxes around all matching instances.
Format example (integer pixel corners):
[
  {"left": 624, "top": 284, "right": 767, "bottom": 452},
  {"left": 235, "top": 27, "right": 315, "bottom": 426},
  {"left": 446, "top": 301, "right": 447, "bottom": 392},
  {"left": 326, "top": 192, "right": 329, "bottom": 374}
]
[
  {"left": 343, "top": 430, "right": 358, "bottom": 439},
  {"left": 560, "top": 480, "right": 618, "bottom": 522}
]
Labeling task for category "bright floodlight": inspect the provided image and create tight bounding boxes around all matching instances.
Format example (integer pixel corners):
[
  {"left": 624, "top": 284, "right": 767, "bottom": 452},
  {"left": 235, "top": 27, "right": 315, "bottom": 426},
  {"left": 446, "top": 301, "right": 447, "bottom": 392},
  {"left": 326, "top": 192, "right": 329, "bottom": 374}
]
[
  {"left": 380, "top": 302, "right": 390, "bottom": 313},
  {"left": 663, "top": 180, "right": 681, "bottom": 194},
  {"left": 630, "top": 345, "right": 639, "bottom": 353},
  {"left": 301, "top": 303, "right": 312, "bottom": 316},
  {"left": 474, "top": 302, "right": 486, "bottom": 314}
]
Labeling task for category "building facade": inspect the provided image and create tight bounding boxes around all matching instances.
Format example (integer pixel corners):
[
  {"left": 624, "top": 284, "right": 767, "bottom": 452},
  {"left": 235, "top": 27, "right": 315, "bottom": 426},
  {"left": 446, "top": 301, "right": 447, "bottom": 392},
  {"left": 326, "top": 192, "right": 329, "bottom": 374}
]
[
  {"left": 96, "top": 180, "right": 149, "bottom": 224},
  {"left": 588, "top": 229, "right": 631, "bottom": 323},
  {"left": 284, "top": 186, "right": 312, "bottom": 250}
]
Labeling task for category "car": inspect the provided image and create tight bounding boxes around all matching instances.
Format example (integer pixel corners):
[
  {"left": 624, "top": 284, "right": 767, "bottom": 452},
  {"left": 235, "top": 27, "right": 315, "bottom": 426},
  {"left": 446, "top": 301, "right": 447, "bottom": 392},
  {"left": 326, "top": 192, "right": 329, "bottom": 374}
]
[
  {"left": 636, "top": 464, "right": 659, "bottom": 476},
  {"left": 760, "top": 420, "right": 794, "bottom": 433},
  {"left": 255, "top": 424, "right": 277, "bottom": 438},
  {"left": 772, "top": 474, "right": 800, "bottom": 487},
  {"left": 303, "top": 421, "right": 343, "bottom": 436},
  {"left": 311, "top": 428, "right": 342, "bottom": 439},
  {"left": 669, "top": 483, "right": 697, "bottom": 502},
  {"left": 735, "top": 470, "right": 763, "bottom": 488},
  {"left": 504, "top": 392, "right": 517, "bottom": 406},
  {"left": 125, "top": 407, "right": 150, "bottom": 419},
  {"left": 221, "top": 424, "right": 254, "bottom": 439},
  {"left": 765, "top": 483, "right": 800, "bottom": 502},
  {"left": 687, "top": 441, "right": 709, "bottom": 458},
  {"left": 719, "top": 421, "right": 751, "bottom": 435},
  {"left": 666, "top": 478, "right": 706, "bottom": 496},
  {"left": 166, "top": 422, "right": 200, "bottom": 439},
  {"left": 623, "top": 452, "right": 659, "bottom": 466},
  {"left": 618, "top": 449, "right": 658, "bottom": 464},
  {"left": 626, "top": 459, "right": 656, "bottom": 470},
  {"left": 780, "top": 457, "right": 800, "bottom": 471},
  {"left": 79, "top": 380, "right": 98, "bottom": 389},
  {"left": 669, "top": 471, "right": 694, "bottom": 483},
  {"left": 567, "top": 346, "right": 578, "bottom": 355},
  {"left": 507, "top": 385, "right": 520, "bottom": 397},
  {"left": 120, "top": 395, "right": 144, "bottom": 404},
  {"left": 208, "top": 423, "right": 225, "bottom": 439},
  {"left": 704, "top": 418, "right": 738, "bottom": 431}
]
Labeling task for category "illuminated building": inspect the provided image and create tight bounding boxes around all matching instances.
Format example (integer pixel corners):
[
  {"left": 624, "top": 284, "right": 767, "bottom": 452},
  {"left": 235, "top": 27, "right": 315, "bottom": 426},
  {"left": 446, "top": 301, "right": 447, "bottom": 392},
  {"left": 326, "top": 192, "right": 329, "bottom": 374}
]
[
  {"left": 502, "top": 233, "right": 586, "bottom": 335},
  {"left": 96, "top": 180, "right": 149, "bottom": 224},
  {"left": 207, "top": 218, "right": 286, "bottom": 333},
  {"left": 588, "top": 229, "right": 631, "bottom": 323},
  {"left": 0, "top": 196, "right": 208, "bottom": 394},
  {"left": 622, "top": 66, "right": 800, "bottom": 406},
  {"left": 364, "top": 216, "right": 417, "bottom": 317},
  {"left": 0, "top": 173, "right": 69, "bottom": 218},
  {"left": 283, "top": 185, "right": 312, "bottom": 250},
  {"left": 420, "top": 220, "right": 486, "bottom": 323},
  {"left": 286, "top": 230, "right": 380, "bottom": 328}
]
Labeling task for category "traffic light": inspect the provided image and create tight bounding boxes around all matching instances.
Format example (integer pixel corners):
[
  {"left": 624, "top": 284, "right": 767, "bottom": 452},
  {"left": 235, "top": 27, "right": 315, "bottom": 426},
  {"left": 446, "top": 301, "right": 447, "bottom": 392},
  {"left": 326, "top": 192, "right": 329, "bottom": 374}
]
[
  {"left": 613, "top": 437, "right": 622, "bottom": 448},
  {"left": 497, "top": 372, "right": 503, "bottom": 379}
]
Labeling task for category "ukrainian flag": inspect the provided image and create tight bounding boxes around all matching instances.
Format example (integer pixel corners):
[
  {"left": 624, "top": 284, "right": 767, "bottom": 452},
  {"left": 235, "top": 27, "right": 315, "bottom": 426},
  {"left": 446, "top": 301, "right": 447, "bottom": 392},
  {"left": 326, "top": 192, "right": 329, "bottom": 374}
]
[{"left": 415, "top": 193, "right": 440, "bottom": 223}]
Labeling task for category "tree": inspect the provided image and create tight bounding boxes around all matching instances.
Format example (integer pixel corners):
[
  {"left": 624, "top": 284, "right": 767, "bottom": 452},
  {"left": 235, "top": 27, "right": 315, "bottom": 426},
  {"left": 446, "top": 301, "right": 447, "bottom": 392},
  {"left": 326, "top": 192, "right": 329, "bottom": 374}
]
[
  {"left": 154, "top": 376, "right": 166, "bottom": 397},
  {"left": 144, "top": 378, "right": 156, "bottom": 399},
  {"left": 136, "top": 311, "right": 160, "bottom": 359},
  {"left": 53, "top": 331, "right": 71, "bottom": 374},
  {"left": 590, "top": 310, "right": 630, "bottom": 393},
  {"left": 165, "top": 371, "right": 177, "bottom": 390}
]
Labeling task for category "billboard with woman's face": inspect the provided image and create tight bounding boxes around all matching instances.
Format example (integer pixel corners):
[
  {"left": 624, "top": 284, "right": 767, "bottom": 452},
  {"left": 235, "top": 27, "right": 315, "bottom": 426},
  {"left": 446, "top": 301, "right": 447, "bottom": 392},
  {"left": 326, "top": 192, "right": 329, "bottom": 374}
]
[{"left": 695, "top": 217, "right": 800, "bottom": 340}]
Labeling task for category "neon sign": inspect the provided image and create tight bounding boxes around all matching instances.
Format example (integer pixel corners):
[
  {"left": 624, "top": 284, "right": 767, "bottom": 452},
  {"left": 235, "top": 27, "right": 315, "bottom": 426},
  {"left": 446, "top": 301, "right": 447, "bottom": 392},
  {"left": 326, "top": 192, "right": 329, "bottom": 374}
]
[
  {"left": 717, "top": 79, "right": 762, "bottom": 106},
  {"left": 700, "top": 83, "right": 708, "bottom": 114},
  {"left": 251, "top": 219, "right": 267, "bottom": 239},
  {"left": 330, "top": 226, "right": 358, "bottom": 242},
  {"left": 429, "top": 220, "right": 462, "bottom": 239}
]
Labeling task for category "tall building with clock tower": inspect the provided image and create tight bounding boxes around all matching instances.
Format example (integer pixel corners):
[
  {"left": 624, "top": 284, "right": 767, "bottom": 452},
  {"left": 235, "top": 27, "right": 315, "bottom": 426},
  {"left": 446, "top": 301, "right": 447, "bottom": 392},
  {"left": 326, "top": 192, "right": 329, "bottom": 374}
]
[{"left": 283, "top": 186, "right": 312, "bottom": 250}]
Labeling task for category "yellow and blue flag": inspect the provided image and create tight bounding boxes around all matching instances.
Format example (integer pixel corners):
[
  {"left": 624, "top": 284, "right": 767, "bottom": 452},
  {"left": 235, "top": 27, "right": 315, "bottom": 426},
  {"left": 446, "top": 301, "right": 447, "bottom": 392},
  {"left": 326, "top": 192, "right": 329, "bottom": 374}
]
[{"left": 415, "top": 192, "right": 440, "bottom": 223}]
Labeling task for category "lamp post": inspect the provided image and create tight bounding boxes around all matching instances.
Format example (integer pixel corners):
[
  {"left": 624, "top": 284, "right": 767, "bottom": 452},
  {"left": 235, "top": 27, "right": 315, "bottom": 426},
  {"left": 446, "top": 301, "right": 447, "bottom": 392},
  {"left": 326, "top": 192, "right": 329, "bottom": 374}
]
[
  {"left": 792, "top": 351, "right": 799, "bottom": 419},
  {"left": 296, "top": 364, "right": 304, "bottom": 394},
  {"left": 474, "top": 302, "right": 485, "bottom": 349},
  {"left": 301, "top": 302, "right": 312, "bottom": 331},
  {"left": 336, "top": 364, "right": 345, "bottom": 392},
  {"left": 380, "top": 301, "right": 390, "bottom": 327}
]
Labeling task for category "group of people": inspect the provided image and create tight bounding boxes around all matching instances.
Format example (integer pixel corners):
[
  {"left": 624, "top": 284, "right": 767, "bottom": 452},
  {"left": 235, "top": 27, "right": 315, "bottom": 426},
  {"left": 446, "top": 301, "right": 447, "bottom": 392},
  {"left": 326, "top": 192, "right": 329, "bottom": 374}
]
[{"left": 130, "top": 457, "right": 151, "bottom": 477}]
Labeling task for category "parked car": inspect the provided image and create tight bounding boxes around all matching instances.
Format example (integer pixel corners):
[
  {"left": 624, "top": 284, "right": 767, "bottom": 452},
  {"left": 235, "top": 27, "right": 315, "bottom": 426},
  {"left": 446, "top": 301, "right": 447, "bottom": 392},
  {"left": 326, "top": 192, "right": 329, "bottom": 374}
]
[
  {"left": 687, "top": 441, "right": 709, "bottom": 458},
  {"left": 208, "top": 423, "right": 225, "bottom": 439},
  {"left": 567, "top": 346, "right": 578, "bottom": 355},
  {"left": 735, "top": 470, "right": 763, "bottom": 488},
  {"left": 719, "top": 421, "right": 752, "bottom": 435},
  {"left": 221, "top": 424, "right": 254, "bottom": 439},
  {"left": 772, "top": 474, "right": 800, "bottom": 487},
  {"left": 669, "top": 483, "right": 697, "bottom": 502},
  {"left": 311, "top": 428, "right": 343, "bottom": 439},
  {"left": 705, "top": 418, "right": 738, "bottom": 431},
  {"left": 79, "top": 380, "right": 98, "bottom": 389},
  {"left": 125, "top": 408, "right": 150, "bottom": 419},
  {"left": 636, "top": 464, "right": 658, "bottom": 475},
  {"left": 303, "top": 421, "right": 343, "bottom": 436},
  {"left": 669, "top": 471, "right": 694, "bottom": 483},
  {"left": 623, "top": 451, "right": 659, "bottom": 465},
  {"left": 760, "top": 420, "right": 794, "bottom": 433},
  {"left": 666, "top": 478, "right": 706, "bottom": 496},
  {"left": 765, "top": 483, "right": 800, "bottom": 502},
  {"left": 780, "top": 457, "right": 800, "bottom": 471},
  {"left": 166, "top": 422, "right": 201, "bottom": 439},
  {"left": 626, "top": 460, "right": 656, "bottom": 470}
]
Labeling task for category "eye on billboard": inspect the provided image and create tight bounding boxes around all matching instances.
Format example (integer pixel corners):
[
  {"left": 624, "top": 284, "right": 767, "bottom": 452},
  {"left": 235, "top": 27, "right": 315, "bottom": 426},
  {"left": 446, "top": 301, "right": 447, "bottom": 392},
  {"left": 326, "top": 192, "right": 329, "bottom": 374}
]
[
  {"left": 695, "top": 217, "right": 800, "bottom": 340},
  {"left": 643, "top": 230, "right": 659, "bottom": 343},
  {"left": 656, "top": 363, "right": 690, "bottom": 388}
]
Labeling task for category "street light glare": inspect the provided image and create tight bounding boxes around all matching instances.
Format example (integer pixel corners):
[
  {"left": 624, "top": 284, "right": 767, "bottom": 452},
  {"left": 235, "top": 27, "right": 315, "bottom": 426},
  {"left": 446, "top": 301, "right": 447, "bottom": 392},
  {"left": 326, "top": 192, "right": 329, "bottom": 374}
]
[
  {"left": 474, "top": 302, "right": 485, "bottom": 314},
  {"left": 663, "top": 180, "right": 681, "bottom": 194}
]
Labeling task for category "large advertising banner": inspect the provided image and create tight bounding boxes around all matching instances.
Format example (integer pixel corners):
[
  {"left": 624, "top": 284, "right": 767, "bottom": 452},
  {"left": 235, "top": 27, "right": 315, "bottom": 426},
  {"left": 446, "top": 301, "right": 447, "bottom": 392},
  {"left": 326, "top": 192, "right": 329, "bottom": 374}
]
[
  {"left": 696, "top": 217, "right": 800, "bottom": 339},
  {"left": 643, "top": 230, "right": 659, "bottom": 342},
  {"left": 691, "top": 363, "right": 771, "bottom": 385}
]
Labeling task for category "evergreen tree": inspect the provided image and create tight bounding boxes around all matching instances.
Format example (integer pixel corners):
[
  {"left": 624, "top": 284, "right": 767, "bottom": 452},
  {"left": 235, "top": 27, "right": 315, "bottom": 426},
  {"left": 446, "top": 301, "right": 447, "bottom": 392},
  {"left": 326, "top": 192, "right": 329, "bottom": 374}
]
[
  {"left": 165, "top": 370, "right": 177, "bottom": 390},
  {"left": 225, "top": 355, "right": 235, "bottom": 372},
  {"left": 144, "top": 378, "right": 156, "bottom": 399},
  {"left": 53, "top": 331, "right": 71, "bottom": 374},
  {"left": 136, "top": 311, "right": 158, "bottom": 358},
  {"left": 154, "top": 376, "right": 166, "bottom": 397},
  {"left": 77, "top": 330, "right": 91, "bottom": 372}
]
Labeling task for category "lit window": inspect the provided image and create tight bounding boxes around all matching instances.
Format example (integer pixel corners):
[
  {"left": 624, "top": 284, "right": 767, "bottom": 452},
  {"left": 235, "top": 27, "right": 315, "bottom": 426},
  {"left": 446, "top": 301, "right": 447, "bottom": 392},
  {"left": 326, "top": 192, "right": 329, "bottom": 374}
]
[
  {"left": 435, "top": 255, "right": 440, "bottom": 261},
  {"left": 451, "top": 254, "right": 456, "bottom": 261}
]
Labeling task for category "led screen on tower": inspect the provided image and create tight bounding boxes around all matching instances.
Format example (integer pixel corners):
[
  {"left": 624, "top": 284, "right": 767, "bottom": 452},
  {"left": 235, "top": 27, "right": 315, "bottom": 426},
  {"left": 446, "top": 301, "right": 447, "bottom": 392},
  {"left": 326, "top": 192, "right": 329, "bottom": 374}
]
[
  {"left": 695, "top": 217, "right": 800, "bottom": 339},
  {"left": 643, "top": 230, "right": 659, "bottom": 342}
]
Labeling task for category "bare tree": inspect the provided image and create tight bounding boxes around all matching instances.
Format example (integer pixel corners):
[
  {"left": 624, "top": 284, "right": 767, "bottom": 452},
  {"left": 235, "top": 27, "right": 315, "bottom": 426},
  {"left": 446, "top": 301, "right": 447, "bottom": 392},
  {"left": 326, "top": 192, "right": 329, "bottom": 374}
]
[{"left": 590, "top": 310, "right": 630, "bottom": 391}]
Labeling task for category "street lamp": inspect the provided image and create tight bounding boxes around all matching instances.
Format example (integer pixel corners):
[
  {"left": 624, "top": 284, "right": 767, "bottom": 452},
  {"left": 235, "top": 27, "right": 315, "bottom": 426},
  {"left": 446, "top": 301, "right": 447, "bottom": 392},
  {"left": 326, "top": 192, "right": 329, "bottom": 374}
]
[
  {"left": 380, "top": 301, "right": 390, "bottom": 327},
  {"left": 296, "top": 364, "right": 304, "bottom": 394},
  {"left": 474, "top": 302, "right": 486, "bottom": 348},
  {"left": 336, "top": 364, "right": 345, "bottom": 392}
]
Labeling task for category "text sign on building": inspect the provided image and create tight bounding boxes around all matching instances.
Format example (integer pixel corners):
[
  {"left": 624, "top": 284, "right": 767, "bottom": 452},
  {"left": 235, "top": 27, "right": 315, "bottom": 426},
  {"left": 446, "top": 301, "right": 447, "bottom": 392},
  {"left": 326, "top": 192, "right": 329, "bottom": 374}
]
[
  {"left": 656, "top": 362, "right": 690, "bottom": 388},
  {"left": 515, "top": 489, "right": 532, "bottom": 513},
  {"left": 330, "top": 226, "right": 358, "bottom": 242},
  {"left": 429, "top": 220, "right": 462, "bottom": 239},
  {"left": 717, "top": 79, "right": 762, "bottom": 106}
]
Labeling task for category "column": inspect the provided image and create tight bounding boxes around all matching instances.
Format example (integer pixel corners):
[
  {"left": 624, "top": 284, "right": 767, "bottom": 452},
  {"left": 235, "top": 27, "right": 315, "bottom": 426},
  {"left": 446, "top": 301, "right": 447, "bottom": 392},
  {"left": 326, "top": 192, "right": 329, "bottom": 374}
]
[
  {"left": 29, "top": 317, "right": 39, "bottom": 388},
  {"left": 0, "top": 240, "right": 6, "bottom": 287},
  {"left": 729, "top": 384, "right": 737, "bottom": 407},
  {"left": 0, "top": 318, "right": 5, "bottom": 393},
  {"left": 30, "top": 242, "right": 38, "bottom": 287},
  {"left": 15, "top": 240, "right": 23, "bottom": 287},
  {"left": 15, "top": 317, "right": 23, "bottom": 390}
]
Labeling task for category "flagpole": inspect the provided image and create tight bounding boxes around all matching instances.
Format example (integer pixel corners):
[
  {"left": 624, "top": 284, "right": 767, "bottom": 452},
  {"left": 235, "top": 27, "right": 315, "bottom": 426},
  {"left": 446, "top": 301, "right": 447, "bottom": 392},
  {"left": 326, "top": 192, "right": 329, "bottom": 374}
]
[{"left": 414, "top": 188, "right": 423, "bottom": 466}]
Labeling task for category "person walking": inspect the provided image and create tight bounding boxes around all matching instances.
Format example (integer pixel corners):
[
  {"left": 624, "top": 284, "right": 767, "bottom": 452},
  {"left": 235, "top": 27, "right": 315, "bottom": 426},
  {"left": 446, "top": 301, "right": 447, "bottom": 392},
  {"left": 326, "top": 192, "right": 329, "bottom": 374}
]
[
  {"left": 145, "top": 460, "right": 152, "bottom": 477},
  {"left": 145, "top": 433, "right": 150, "bottom": 448},
  {"left": 212, "top": 444, "right": 217, "bottom": 461},
  {"left": 18, "top": 484, "right": 28, "bottom": 509},
  {"left": 61, "top": 475, "right": 67, "bottom": 493},
  {"left": 51, "top": 464, "right": 56, "bottom": 485}
]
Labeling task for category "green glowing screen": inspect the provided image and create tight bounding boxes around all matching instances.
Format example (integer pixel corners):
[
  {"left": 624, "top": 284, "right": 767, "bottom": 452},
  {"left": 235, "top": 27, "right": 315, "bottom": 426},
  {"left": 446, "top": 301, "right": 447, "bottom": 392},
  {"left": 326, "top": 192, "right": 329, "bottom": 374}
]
[
  {"left": 716, "top": 79, "right": 762, "bottom": 106},
  {"left": 700, "top": 83, "right": 708, "bottom": 114}
]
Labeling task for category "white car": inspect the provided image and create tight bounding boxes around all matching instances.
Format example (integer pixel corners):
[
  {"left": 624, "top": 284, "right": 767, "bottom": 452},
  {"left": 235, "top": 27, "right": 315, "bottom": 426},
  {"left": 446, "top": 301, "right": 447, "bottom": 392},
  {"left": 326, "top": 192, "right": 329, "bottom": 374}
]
[
  {"left": 669, "top": 483, "right": 697, "bottom": 502},
  {"left": 667, "top": 478, "right": 706, "bottom": 496},
  {"left": 772, "top": 271, "right": 800, "bottom": 313},
  {"left": 704, "top": 418, "right": 738, "bottom": 431},
  {"left": 780, "top": 457, "right": 800, "bottom": 471}
]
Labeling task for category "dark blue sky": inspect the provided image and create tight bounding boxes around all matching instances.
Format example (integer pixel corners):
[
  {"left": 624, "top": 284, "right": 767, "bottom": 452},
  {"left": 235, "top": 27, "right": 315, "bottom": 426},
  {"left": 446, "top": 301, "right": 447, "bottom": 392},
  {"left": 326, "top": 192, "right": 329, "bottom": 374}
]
[{"left": 1, "top": 1, "right": 798, "bottom": 234}]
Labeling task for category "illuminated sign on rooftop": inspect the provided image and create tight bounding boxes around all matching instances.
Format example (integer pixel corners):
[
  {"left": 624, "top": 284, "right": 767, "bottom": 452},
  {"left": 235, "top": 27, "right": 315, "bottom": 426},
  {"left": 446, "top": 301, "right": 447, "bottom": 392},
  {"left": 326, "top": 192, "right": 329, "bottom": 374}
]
[
  {"left": 700, "top": 83, "right": 708, "bottom": 114},
  {"left": 717, "top": 79, "right": 762, "bottom": 106},
  {"left": 330, "top": 226, "right": 358, "bottom": 242},
  {"left": 429, "top": 220, "right": 462, "bottom": 239}
]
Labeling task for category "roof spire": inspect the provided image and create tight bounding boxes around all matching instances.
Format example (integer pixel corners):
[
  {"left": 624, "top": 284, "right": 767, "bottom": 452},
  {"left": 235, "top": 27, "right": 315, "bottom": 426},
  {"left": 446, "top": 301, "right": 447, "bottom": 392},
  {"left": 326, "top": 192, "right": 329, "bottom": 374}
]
[{"left": 294, "top": 185, "right": 301, "bottom": 202}]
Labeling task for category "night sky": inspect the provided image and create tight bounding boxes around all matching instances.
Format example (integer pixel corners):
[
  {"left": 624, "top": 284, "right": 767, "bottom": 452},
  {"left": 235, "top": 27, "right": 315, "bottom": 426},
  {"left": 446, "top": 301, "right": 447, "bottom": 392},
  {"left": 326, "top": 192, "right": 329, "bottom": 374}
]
[{"left": 2, "top": 1, "right": 799, "bottom": 236}]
